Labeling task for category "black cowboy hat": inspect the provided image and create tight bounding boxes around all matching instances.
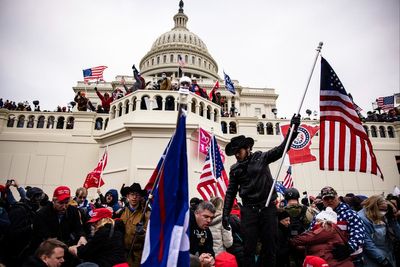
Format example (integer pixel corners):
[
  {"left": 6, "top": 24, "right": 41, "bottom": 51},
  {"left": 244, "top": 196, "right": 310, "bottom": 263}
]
[
  {"left": 120, "top": 182, "right": 147, "bottom": 198},
  {"left": 225, "top": 135, "right": 254, "bottom": 156}
]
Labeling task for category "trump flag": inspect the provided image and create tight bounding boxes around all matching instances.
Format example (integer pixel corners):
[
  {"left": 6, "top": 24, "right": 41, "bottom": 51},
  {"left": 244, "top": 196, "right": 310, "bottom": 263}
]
[
  {"left": 83, "top": 150, "right": 107, "bottom": 189},
  {"left": 141, "top": 111, "right": 190, "bottom": 267},
  {"left": 280, "top": 124, "right": 319, "bottom": 164}
]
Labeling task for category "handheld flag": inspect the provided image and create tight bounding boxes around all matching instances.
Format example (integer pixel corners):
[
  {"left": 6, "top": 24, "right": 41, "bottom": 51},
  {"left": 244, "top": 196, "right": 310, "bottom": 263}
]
[
  {"left": 319, "top": 57, "right": 383, "bottom": 179},
  {"left": 141, "top": 112, "right": 190, "bottom": 267},
  {"left": 197, "top": 136, "right": 229, "bottom": 201},
  {"left": 223, "top": 71, "right": 235, "bottom": 94},
  {"left": 83, "top": 66, "right": 107, "bottom": 83},
  {"left": 282, "top": 166, "right": 294, "bottom": 189},
  {"left": 198, "top": 128, "right": 226, "bottom": 163},
  {"left": 280, "top": 124, "right": 319, "bottom": 164},
  {"left": 83, "top": 150, "right": 108, "bottom": 189},
  {"left": 208, "top": 80, "right": 220, "bottom": 100},
  {"left": 376, "top": 95, "right": 395, "bottom": 111},
  {"left": 275, "top": 181, "right": 286, "bottom": 195}
]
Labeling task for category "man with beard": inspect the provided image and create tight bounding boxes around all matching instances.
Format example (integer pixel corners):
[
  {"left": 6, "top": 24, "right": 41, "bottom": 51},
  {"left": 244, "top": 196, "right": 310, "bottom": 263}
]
[{"left": 120, "top": 183, "right": 150, "bottom": 267}]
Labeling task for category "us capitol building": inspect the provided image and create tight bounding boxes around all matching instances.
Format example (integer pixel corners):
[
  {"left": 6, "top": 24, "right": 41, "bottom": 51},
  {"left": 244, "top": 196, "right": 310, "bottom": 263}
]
[{"left": 0, "top": 2, "right": 399, "bottom": 199}]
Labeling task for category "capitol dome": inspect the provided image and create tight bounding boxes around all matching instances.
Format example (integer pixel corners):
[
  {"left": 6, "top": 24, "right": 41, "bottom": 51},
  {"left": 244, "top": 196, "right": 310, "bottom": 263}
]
[{"left": 139, "top": 0, "right": 220, "bottom": 80}]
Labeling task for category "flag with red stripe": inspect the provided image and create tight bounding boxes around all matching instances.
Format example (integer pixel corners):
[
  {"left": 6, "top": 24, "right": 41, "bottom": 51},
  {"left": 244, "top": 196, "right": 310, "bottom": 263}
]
[
  {"left": 282, "top": 166, "right": 294, "bottom": 188},
  {"left": 83, "top": 150, "right": 108, "bottom": 188},
  {"left": 208, "top": 80, "right": 220, "bottom": 100},
  {"left": 197, "top": 136, "right": 229, "bottom": 201},
  {"left": 319, "top": 57, "right": 383, "bottom": 179},
  {"left": 83, "top": 66, "right": 107, "bottom": 83}
]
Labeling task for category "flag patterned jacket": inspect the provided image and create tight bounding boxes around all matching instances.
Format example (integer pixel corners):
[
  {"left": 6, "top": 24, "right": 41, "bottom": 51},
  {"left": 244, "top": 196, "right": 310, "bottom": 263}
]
[{"left": 311, "top": 202, "right": 365, "bottom": 254}]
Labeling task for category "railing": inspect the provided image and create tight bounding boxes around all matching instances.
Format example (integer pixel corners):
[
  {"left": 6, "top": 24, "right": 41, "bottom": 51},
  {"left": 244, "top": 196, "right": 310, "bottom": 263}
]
[{"left": 108, "top": 90, "right": 222, "bottom": 123}]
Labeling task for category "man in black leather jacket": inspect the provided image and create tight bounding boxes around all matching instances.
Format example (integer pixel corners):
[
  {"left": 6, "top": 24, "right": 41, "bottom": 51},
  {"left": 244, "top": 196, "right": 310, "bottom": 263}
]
[{"left": 222, "top": 114, "right": 300, "bottom": 267}]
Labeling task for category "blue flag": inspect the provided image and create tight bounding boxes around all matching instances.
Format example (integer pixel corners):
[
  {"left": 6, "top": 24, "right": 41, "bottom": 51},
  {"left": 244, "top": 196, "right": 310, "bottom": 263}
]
[
  {"left": 275, "top": 181, "right": 286, "bottom": 194},
  {"left": 224, "top": 71, "right": 235, "bottom": 94},
  {"left": 141, "top": 112, "right": 190, "bottom": 267}
]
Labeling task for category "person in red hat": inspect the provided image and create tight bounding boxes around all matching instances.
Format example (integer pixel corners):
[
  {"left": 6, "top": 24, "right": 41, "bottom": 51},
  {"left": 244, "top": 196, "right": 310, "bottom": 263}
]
[
  {"left": 222, "top": 114, "right": 301, "bottom": 267},
  {"left": 68, "top": 208, "right": 127, "bottom": 267},
  {"left": 31, "top": 186, "right": 87, "bottom": 266}
]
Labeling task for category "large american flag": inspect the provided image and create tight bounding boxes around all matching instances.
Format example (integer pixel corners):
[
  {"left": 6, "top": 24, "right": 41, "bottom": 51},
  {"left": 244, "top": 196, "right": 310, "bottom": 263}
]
[
  {"left": 376, "top": 95, "right": 394, "bottom": 111},
  {"left": 197, "top": 136, "right": 229, "bottom": 201},
  {"left": 83, "top": 66, "right": 107, "bottom": 82},
  {"left": 319, "top": 57, "right": 383, "bottom": 179},
  {"left": 282, "top": 166, "right": 294, "bottom": 188}
]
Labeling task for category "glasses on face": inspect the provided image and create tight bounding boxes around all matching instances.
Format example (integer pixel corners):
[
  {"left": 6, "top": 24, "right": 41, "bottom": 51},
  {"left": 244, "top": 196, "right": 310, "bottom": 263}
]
[
  {"left": 322, "top": 196, "right": 335, "bottom": 201},
  {"left": 180, "top": 82, "right": 190, "bottom": 86}
]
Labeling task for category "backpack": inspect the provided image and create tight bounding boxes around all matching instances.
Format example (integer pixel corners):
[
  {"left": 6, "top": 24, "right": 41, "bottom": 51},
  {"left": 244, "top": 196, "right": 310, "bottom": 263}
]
[{"left": 285, "top": 205, "right": 307, "bottom": 237}]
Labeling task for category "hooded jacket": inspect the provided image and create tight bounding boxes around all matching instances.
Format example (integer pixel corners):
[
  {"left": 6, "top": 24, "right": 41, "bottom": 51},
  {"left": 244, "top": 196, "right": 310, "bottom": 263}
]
[{"left": 209, "top": 209, "right": 233, "bottom": 255}]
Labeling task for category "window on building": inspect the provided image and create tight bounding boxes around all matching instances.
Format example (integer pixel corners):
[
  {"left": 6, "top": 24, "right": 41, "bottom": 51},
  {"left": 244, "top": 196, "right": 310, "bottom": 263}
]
[
  {"left": 387, "top": 126, "right": 395, "bottom": 138},
  {"left": 257, "top": 122, "right": 265, "bottom": 135},
  {"left": 266, "top": 122, "right": 273, "bottom": 135},
  {"left": 370, "top": 126, "right": 377, "bottom": 137}
]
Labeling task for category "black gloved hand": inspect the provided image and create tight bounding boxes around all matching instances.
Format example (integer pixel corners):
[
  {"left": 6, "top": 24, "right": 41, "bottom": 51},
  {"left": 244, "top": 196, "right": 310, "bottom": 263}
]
[
  {"left": 381, "top": 258, "right": 394, "bottom": 267},
  {"left": 222, "top": 215, "right": 231, "bottom": 231},
  {"left": 332, "top": 244, "right": 352, "bottom": 261},
  {"left": 94, "top": 87, "right": 98, "bottom": 91},
  {"left": 290, "top": 113, "right": 301, "bottom": 132}
]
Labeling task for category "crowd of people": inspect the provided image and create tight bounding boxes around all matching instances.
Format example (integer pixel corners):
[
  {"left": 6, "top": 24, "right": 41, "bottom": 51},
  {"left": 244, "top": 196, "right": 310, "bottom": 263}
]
[
  {"left": 1, "top": 178, "right": 399, "bottom": 267},
  {"left": 1, "top": 117, "right": 400, "bottom": 267}
]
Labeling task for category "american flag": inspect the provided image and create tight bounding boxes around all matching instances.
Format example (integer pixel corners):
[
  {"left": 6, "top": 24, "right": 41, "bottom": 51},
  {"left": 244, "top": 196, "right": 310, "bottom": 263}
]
[
  {"left": 178, "top": 55, "right": 185, "bottom": 68},
  {"left": 83, "top": 66, "right": 107, "bottom": 83},
  {"left": 197, "top": 136, "right": 229, "bottom": 201},
  {"left": 319, "top": 57, "right": 383, "bottom": 179},
  {"left": 282, "top": 166, "right": 294, "bottom": 188},
  {"left": 376, "top": 95, "right": 394, "bottom": 111}
]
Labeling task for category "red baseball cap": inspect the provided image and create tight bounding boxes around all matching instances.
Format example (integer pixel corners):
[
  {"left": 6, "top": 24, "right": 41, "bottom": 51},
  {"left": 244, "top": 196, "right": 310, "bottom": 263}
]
[
  {"left": 53, "top": 186, "right": 71, "bottom": 202},
  {"left": 303, "top": 256, "right": 329, "bottom": 267},
  {"left": 88, "top": 208, "right": 113, "bottom": 223}
]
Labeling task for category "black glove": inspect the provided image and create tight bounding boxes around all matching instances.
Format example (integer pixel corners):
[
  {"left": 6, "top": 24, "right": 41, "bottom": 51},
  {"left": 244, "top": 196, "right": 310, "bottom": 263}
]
[
  {"left": 94, "top": 87, "right": 98, "bottom": 91},
  {"left": 222, "top": 215, "right": 231, "bottom": 231},
  {"left": 332, "top": 244, "right": 352, "bottom": 261},
  {"left": 290, "top": 113, "right": 301, "bottom": 132},
  {"left": 381, "top": 258, "right": 394, "bottom": 267}
]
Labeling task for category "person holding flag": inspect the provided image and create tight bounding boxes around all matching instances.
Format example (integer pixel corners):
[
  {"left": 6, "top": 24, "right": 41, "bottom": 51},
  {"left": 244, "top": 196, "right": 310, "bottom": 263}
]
[{"left": 222, "top": 114, "right": 300, "bottom": 267}]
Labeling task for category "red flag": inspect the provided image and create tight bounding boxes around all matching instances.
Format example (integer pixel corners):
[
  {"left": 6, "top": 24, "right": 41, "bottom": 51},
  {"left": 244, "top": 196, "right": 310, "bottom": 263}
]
[
  {"left": 319, "top": 57, "right": 383, "bottom": 179},
  {"left": 280, "top": 124, "right": 319, "bottom": 164},
  {"left": 83, "top": 150, "right": 108, "bottom": 189},
  {"left": 198, "top": 128, "right": 225, "bottom": 163},
  {"left": 197, "top": 136, "right": 229, "bottom": 201},
  {"left": 282, "top": 166, "right": 294, "bottom": 188},
  {"left": 208, "top": 80, "right": 220, "bottom": 100}
]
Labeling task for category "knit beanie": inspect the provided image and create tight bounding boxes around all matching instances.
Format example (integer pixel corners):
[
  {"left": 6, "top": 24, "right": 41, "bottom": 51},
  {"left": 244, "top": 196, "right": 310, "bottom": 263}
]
[
  {"left": 316, "top": 207, "right": 337, "bottom": 224},
  {"left": 278, "top": 209, "right": 290, "bottom": 221},
  {"left": 215, "top": 252, "right": 238, "bottom": 267}
]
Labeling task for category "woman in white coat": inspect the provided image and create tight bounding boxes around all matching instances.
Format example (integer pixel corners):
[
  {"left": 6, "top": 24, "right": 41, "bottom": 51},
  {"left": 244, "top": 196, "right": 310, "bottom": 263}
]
[{"left": 209, "top": 197, "right": 234, "bottom": 255}]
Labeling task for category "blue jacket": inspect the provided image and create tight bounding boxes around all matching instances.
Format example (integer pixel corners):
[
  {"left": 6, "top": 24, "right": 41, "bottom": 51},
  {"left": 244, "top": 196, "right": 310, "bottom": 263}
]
[{"left": 358, "top": 208, "right": 400, "bottom": 266}]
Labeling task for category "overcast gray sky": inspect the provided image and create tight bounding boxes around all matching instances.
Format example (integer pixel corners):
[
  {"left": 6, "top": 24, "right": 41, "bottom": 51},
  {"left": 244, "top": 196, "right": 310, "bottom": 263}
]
[{"left": 0, "top": 0, "right": 398, "bottom": 118}]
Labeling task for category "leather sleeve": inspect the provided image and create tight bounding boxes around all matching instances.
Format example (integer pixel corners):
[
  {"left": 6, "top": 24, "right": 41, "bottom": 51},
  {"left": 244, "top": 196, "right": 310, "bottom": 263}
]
[{"left": 223, "top": 165, "right": 240, "bottom": 218}]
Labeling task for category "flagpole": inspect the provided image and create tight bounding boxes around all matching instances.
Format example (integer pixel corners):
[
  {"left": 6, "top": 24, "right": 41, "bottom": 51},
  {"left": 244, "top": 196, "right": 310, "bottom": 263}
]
[
  {"left": 266, "top": 42, "right": 323, "bottom": 207},
  {"left": 97, "top": 147, "right": 107, "bottom": 189}
]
